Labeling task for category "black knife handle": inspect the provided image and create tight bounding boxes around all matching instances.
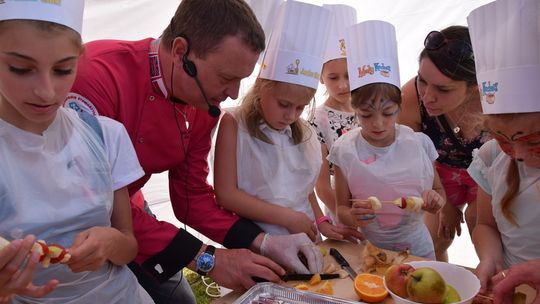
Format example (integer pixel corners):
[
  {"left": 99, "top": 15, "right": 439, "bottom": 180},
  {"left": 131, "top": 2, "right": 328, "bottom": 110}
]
[{"left": 329, "top": 248, "right": 350, "bottom": 267}]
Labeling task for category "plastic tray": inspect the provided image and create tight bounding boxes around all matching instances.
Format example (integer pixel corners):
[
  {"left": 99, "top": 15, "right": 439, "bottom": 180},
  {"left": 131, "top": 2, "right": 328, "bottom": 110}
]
[{"left": 233, "top": 282, "right": 366, "bottom": 304}]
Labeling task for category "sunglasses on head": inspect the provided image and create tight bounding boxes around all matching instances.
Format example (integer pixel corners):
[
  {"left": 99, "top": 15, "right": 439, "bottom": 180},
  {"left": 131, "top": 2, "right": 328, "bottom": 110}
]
[{"left": 423, "top": 31, "right": 476, "bottom": 80}]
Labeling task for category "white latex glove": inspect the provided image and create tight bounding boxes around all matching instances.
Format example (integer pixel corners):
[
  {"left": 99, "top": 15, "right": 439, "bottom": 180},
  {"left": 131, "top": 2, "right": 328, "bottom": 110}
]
[{"left": 259, "top": 233, "right": 323, "bottom": 274}]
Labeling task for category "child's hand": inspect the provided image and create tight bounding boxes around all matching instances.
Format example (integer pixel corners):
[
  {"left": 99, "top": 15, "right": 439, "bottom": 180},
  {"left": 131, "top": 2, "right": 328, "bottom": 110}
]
[
  {"left": 285, "top": 210, "right": 317, "bottom": 242},
  {"left": 67, "top": 227, "right": 116, "bottom": 272},
  {"left": 0, "top": 236, "right": 58, "bottom": 300},
  {"left": 421, "top": 190, "right": 444, "bottom": 214},
  {"left": 318, "top": 222, "right": 364, "bottom": 242},
  {"left": 350, "top": 200, "right": 376, "bottom": 226},
  {"left": 476, "top": 258, "right": 504, "bottom": 295}
]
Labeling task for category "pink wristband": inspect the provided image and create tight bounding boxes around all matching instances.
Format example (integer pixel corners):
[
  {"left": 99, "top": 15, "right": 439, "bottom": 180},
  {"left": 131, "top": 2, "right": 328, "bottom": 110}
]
[{"left": 315, "top": 215, "right": 331, "bottom": 226}]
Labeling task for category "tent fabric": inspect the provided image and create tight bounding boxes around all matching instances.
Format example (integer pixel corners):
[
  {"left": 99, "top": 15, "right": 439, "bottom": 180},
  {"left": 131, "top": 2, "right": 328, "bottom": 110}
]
[{"left": 82, "top": 0, "right": 493, "bottom": 107}]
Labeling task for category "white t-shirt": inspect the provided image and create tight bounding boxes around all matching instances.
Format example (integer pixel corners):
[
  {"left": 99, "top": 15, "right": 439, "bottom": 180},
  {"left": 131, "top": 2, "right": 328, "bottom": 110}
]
[
  {"left": 328, "top": 124, "right": 438, "bottom": 258},
  {"left": 232, "top": 110, "right": 322, "bottom": 236},
  {"left": 468, "top": 139, "right": 540, "bottom": 267},
  {"left": 0, "top": 108, "right": 151, "bottom": 304}
]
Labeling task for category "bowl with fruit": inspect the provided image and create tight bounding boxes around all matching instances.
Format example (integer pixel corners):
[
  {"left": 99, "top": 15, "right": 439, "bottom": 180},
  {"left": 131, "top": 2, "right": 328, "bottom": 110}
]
[{"left": 383, "top": 261, "right": 480, "bottom": 304}]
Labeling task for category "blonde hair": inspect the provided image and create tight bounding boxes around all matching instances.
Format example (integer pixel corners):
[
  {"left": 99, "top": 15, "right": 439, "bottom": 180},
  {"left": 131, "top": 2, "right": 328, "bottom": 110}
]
[{"left": 238, "top": 78, "right": 316, "bottom": 145}]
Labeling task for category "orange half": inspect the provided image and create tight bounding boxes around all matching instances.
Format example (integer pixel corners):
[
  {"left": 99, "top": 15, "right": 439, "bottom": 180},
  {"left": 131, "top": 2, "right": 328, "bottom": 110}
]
[{"left": 354, "top": 273, "right": 388, "bottom": 303}]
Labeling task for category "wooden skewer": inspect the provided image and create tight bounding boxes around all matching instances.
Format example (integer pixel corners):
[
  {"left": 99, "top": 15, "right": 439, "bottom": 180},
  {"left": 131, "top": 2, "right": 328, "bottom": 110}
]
[{"left": 349, "top": 198, "right": 395, "bottom": 204}]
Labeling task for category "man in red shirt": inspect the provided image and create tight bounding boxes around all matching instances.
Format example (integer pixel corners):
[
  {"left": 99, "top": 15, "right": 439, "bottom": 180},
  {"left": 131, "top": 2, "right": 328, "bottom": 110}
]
[{"left": 66, "top": 0, "right": 323, "bottom": 303}]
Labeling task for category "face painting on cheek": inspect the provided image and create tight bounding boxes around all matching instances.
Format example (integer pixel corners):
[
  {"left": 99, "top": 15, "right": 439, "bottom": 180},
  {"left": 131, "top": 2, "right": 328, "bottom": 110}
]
[
  {"left": 360, "top": 99, "right": 399, "bottom": 116},
  {"left": 515, "top": 131, "right": 540, "bottom": 158}
]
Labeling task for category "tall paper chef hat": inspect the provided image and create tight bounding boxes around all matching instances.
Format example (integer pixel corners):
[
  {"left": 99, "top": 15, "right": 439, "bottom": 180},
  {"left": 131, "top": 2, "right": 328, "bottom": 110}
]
[
  {"left": 346, "top": 20, "right": 400, "bottom": 91},
  {"left": 0, "top": 0, "right": 84, "bottom": 34},
  {"left": 259, "top": 0, "right": 331, "bottom": 89},
  {"left": 322, "top": 4, "right": 357, "bottom": 63},
  {"left": 468, "top": 0, "right": 540, "bottom": 114}
]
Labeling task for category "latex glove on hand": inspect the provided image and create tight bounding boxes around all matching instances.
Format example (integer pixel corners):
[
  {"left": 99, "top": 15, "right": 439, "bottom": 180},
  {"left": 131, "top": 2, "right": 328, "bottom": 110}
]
[{"left": 260, "top": 233, "right": 323, "bottom": 274}]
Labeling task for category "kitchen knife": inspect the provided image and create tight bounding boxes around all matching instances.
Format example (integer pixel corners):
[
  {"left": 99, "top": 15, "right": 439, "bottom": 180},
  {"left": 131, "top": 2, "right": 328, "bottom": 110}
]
[
  {"left": 329, "top": 248, "right": 357, "bottom": 280},
  {"left": 252, "top": 273, "right": 340, "bottom": 283},
  {"left": 280, "top": 273, "right": 340, "bottom": 282}
]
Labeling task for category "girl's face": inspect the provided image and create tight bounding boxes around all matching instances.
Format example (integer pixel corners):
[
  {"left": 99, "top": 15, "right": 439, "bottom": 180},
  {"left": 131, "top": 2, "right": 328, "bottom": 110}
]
[
  {"left": 488, "top": 113, "right": 540, "bottom": 168},
  {"left": 356, "top": 98, "right": 399, "bottom": 147},
  {"left": 320, "top": 58, "right": 350, "bottom": 105},
  {"left": 0, "top": 21, "right": 81, "bottom": 134},
  {"left": 417, "top": 57, "right": 475, "bottom": 116},
  {"left": 259, "top": 82, "right": 312, "bottom": 131}
]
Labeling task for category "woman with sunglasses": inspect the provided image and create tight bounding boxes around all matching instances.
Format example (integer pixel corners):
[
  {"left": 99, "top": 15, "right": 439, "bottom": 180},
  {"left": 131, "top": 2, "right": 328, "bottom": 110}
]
[{"left": 399, "top": 25, "right": 490, "bottom": 262}]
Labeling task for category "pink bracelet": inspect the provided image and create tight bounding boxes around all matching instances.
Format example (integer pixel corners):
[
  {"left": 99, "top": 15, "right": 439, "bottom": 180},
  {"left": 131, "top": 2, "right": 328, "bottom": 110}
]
[{"left": 315, "top": 215, "right": 331, "bottom": 226}]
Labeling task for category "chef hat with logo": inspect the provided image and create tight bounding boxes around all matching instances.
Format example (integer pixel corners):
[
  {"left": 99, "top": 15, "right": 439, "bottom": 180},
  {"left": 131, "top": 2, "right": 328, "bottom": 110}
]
[
  {"left": 468, "top": 0, "right": 540, "bottom": 114},
  {"left": 322, "top": 4, "right": 357, "bottom": 63},
  {"left": 0, "top": 0, "right": 84, "bottom": 34},
  {"left": 346, "top": 20, "right": 400, "bottom": 91},
  {"left": 259, "top": 0, "right": 331, "bottom": 89}
]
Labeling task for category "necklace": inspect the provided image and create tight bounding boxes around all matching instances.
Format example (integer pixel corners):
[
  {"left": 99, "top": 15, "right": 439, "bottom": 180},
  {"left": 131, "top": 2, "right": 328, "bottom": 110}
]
[{"left": 173, "top": 104, "right": 193, "bottom": 131}]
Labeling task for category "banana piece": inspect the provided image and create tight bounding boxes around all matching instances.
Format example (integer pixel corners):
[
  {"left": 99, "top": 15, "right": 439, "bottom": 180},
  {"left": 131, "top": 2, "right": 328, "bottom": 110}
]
[{"left": 367, "top": 196, "right": 382, "bottom": 210}]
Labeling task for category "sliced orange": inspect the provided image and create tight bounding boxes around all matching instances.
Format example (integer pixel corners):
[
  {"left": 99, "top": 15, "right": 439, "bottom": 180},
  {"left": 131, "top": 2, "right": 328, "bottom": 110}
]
[
  {"left": 354, "top": 273, "right": 388, "bottom": 303},
  {"left": 315, "top": 281, "right": 334, "bottom": 295},
  {"left": 308, "top": 273, "right": 321, "bottom": 285},
  {"left": 294, "top": 283, "right": 309, "bottom": 291}
]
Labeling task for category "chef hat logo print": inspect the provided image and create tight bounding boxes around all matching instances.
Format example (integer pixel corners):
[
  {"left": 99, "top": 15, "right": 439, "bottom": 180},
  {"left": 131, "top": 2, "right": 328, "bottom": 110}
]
[
  {"left": 480, "top": 81, "right": 498, "bottom": 104},
  {"left": 286, "top": 58, "right": 301, "bottom": 75}
]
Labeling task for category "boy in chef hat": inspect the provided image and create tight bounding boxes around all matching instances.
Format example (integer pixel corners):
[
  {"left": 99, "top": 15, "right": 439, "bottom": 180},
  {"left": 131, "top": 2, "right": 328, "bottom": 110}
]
[
  {"left": 329, "top": 20, "right": 445, "bottom": 259},
  {"left": 466, "top": 0, "right": 540, "bottom": 295},
  {"left": 213, "top": 0, "right": 362, "bottom": 274},
  {"left": 0, "top": 1, "right": 152, "bottom": 302},
  {"left": 309, "top": 4, "right": 359, "bottom": 224}
]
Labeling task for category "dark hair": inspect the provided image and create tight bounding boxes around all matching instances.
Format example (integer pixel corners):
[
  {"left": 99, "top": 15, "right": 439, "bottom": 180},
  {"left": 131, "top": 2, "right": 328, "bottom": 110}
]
[
  {"left": 351, "top": 83, "right": 402, "bottom": 109},
  {"left": 420, "top": 25, "right": 476, "bottom": 85},
  {"left": 161, "top": 0, "right": 265, "bottom": 58}
]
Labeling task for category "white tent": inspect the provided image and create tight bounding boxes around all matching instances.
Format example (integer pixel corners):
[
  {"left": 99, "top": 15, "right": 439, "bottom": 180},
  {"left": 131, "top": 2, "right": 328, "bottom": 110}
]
[{"left": 82, "top": 0, "right": 493, "bottom": 107}]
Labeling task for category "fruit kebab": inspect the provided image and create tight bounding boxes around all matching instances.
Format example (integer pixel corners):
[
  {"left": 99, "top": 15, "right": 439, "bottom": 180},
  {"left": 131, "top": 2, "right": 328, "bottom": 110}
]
[
  {"left": 0, "top": 236, "right": 71, "bottom": 268},
  {"left": 351, "top": 196, "right": 424, "bottom": 212}
]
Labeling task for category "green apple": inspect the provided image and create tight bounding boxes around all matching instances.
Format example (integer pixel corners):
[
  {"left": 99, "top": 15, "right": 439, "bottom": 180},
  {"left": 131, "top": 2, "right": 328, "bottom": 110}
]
[
  {"left": 443, "top": 284, "right": 461, "bottom": 303},
  {"left": 407, "top": 267, "right": 447, "bottom": 303}
]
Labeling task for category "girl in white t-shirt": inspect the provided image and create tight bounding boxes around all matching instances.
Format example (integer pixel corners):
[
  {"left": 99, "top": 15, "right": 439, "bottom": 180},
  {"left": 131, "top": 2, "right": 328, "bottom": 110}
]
[
  {"left": 329, "top": 82, "right": 445, "bottom": 258},
  {"left": 0, "top": 2, "right": 152, "bottom": 303}
]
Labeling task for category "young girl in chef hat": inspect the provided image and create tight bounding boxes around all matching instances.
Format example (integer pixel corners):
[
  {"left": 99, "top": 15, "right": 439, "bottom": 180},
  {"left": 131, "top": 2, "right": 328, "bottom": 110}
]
[
  {"left": 213, "top": 0, "right": 363, "bottom": 273},
  {"left": 466, "top": 0, "right": 540, "bottom": 295},
  {"left": 329, "top": 20, "right": 445, "bottom": 258},
  {"left": 309, "top": 4, "right": 358, "bottom": 223},
  {"left": 0, "top": 1, "right": 152, "bottom": 302}
]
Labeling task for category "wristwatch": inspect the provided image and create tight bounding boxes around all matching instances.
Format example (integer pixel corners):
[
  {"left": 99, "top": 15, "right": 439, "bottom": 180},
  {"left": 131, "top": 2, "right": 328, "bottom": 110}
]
[{"left": 195, "top": 245, "right": 216, "bottom": 276}]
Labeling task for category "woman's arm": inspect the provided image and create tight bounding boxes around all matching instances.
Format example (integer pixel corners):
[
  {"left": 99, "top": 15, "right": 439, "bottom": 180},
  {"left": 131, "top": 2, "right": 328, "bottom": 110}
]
[
  {"left": 314, "top": 144, "right": 336, "bottom": 215},
  {"left": 214, "top": 113, "right": 316, "bottom": 240},
  {"left": 399, "top": 77, "right": 422, "bottom": 131}
]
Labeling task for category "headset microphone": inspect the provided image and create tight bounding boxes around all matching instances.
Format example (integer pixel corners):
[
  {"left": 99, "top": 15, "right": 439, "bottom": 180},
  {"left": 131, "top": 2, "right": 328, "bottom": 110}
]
[{"left": 182, "top": 54, "right": 221, "bottom": 118}]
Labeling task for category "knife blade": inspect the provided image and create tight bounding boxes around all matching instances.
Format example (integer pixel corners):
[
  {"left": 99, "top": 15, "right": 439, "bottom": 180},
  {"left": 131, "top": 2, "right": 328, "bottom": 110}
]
[
  {"left": 280, "top": 273, "right": 340, "bottom": 282},
  {"left": 252, "top": 273, "right": 340, "bottom": 283},
  {"left": 329, "top": 247, "right": 357, "bottom": 280}
]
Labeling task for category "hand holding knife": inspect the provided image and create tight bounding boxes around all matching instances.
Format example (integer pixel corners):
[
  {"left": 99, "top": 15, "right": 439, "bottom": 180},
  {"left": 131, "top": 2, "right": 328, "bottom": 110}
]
[{"left": 329, "top": 248, "right": 357, "bottom": 280}]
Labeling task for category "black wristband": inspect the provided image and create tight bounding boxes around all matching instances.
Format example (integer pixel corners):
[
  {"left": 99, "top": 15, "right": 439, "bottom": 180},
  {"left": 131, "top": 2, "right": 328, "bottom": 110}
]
[{"left": 223, "top": 217, "right": 263, "bottom": 249}]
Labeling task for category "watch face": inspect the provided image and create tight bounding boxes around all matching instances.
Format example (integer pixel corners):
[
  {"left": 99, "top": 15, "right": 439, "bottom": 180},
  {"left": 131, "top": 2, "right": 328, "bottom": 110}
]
[{"left": 197, "top": 252, "right": 215, "bottom": 273}]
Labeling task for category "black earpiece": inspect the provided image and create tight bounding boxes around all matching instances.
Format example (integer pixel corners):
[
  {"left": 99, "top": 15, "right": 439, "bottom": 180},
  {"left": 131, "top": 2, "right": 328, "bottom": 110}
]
[
  {"left": 178, "top": 36, "right": 221, "bottom": 118},
  {"left": 182, "top": 54, "right": 197, "bottom": 77}
]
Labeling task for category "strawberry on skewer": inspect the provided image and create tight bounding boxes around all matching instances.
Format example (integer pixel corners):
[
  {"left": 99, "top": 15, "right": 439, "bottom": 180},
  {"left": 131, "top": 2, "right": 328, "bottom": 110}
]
[{"left": 0, "top": 236, "right": 71, "bottom": 268}]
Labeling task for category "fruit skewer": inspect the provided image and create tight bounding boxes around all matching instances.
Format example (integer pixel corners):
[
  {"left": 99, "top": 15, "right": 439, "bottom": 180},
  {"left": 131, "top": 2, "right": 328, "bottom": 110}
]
[{"left": 0, "top": 236, "right": 71, "bottom": 268}]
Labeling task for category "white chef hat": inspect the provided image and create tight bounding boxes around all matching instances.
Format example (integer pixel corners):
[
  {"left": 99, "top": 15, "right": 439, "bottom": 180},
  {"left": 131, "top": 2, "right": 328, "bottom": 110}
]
[
  {"left": 468, "top": 0, "right": 540, "bottom": 114},
  {"left": 346, "top": 20, "right": 400, "bottom": 91},
  {"left": 322, "top": 4, "right": 357, "bottom": 63},
  {"left": 0, "top": 0, "right": 84, "bottom": 34},
  {"left": 259, "top": 0, "right": 331, "bottom": 90}
]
